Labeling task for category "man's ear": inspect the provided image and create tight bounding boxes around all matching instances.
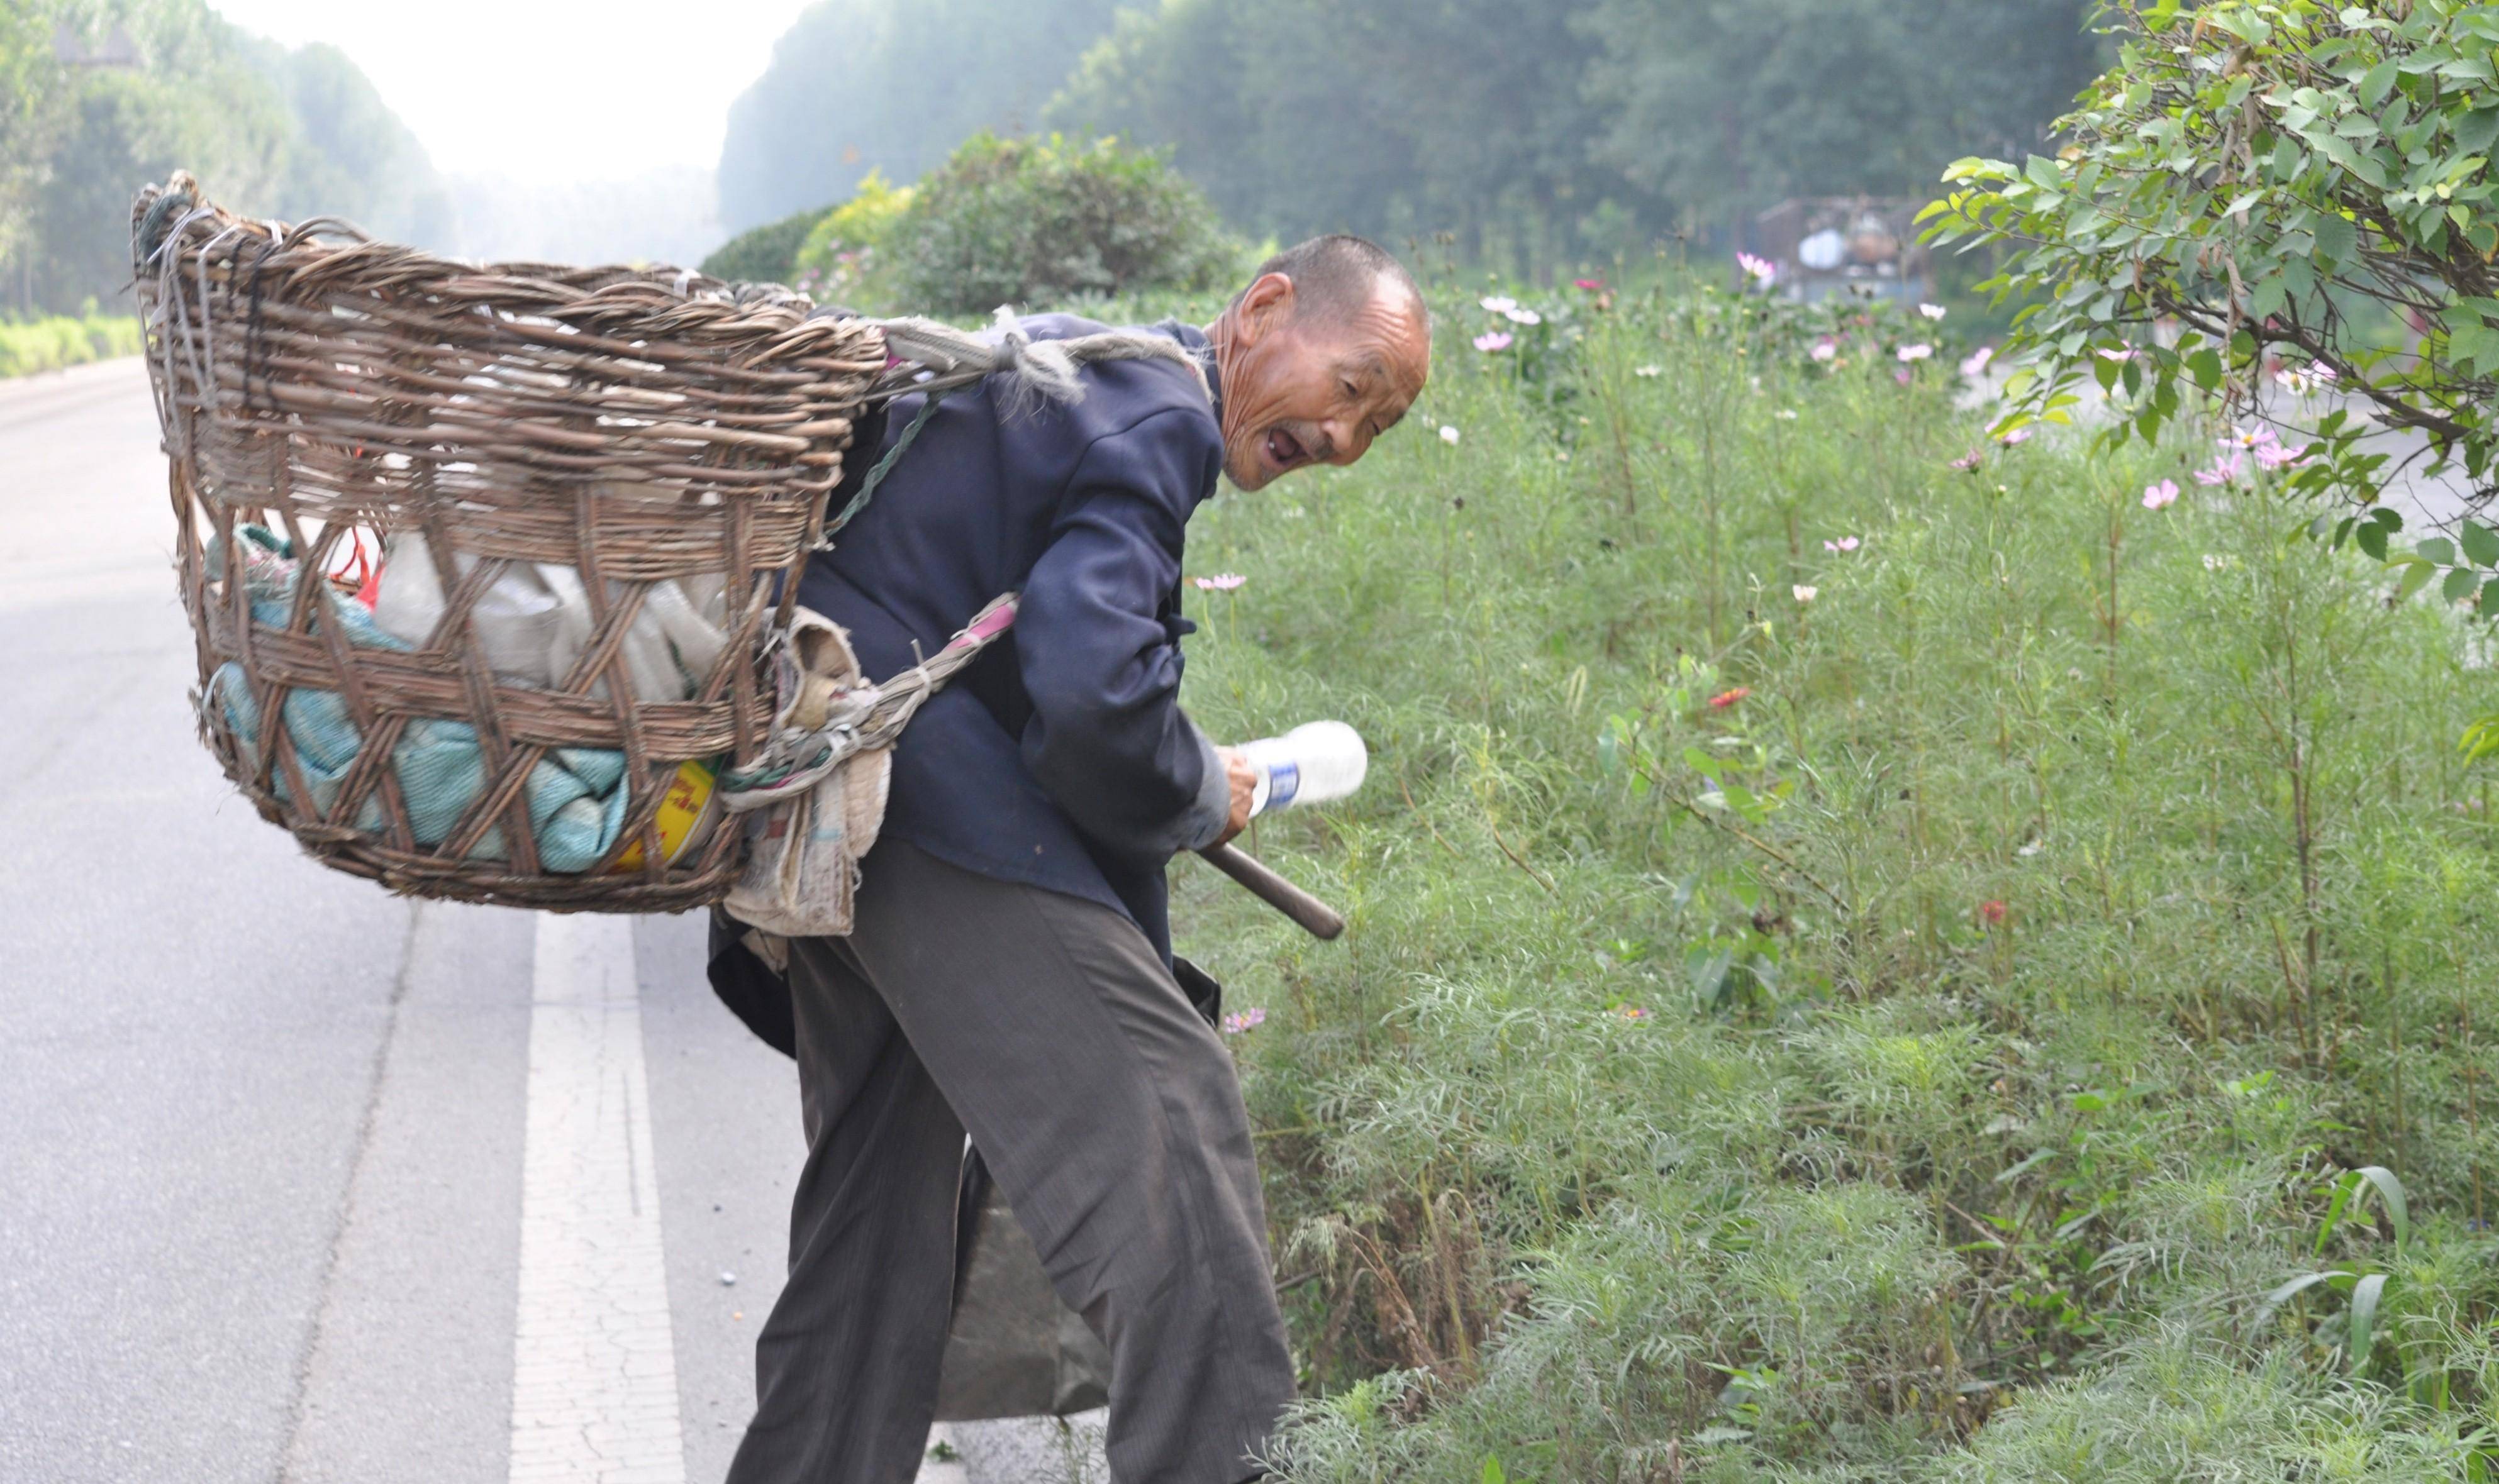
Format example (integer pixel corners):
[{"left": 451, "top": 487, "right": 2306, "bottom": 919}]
[{"left": 1233, "top": 272, "right": 1296, "bottom": 346}]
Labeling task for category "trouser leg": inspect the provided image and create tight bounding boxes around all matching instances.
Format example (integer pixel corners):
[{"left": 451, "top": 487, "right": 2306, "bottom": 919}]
[
  {"left": 838, "top": 842, "right": 1296, "bottom": 1483},
  {"left": 725, "top": 932, "right": 966, "bottom": 1484}
]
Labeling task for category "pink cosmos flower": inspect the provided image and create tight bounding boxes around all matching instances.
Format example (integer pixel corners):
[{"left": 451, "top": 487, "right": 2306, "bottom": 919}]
[
  {"left": 1222, "top": 1007, "right": 1267, "bottom": 1035},
  {"left": 1810, "top": 339, "right": 1839, "bottom": 363},
  {"left": 1898, "top": 343, "right": 1935, "bottom": 363},
  {"left": 2254, "top": 439, "right": 2308, "bottom": 471},
  {"left": 1896, "top": 368, "right": 1915, "bottom": 385},
  {"left": 1737, "top": 252, "right": 1778, "bottom": 284},
  {"left": 1474, "top": 331, "right": 1513, "bottom": 353},
  {"left": 1707, "top": 687, "right": 1751, "bottom": 710},
  {"left": 1951, "top": 449, "right": 1986, "bottom": 472},
  {"left": 1194, "top": 573, "right": 1247, "bottom": 592},
  {"left": 1573, "top": 278, "right": 1605, "bottom": 291},
  {"left": 1823, "top": 536, "right": 1862, "bottom": 553},
  {"left": 1961, "top": 345, "right": 1995, "bottom": 378},
  {"left": 2195, "top": 451, "right": 2244, "bottom": 486},
  {"left": 2142, "top": 479, "right": 2180, "bottom": 511},
  {"left": 2000, "top": 427, "right": 2033, "bottom": 446}
]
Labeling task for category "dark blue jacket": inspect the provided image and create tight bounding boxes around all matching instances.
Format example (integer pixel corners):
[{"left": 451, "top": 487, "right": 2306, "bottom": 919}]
[{"left": 793, "top": 314, "right": 1230, "bottom": 960}]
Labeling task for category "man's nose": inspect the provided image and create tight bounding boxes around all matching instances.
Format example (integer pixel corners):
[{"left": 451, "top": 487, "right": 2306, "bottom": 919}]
[{"left": 1323, "top": 419, "right": 1365, "bottom": 465}]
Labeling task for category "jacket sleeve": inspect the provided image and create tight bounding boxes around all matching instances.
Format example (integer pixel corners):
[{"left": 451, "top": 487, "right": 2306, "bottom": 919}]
[{"left": 1015, "top": 407, "right": 1231, "bottom": 859}]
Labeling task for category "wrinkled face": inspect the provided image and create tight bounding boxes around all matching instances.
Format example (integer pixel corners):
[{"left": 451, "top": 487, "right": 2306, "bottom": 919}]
[{"left": 1215, "top": 272, "right": 1430, "bottom": 492}]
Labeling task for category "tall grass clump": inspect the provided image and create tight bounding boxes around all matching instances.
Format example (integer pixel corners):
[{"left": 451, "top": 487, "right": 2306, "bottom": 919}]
[
  {"left": 1083, "top": 260, "right": 2499, "bottom": 1479},
  {"left": 0, "top": 302, "right": 142, "bottom": 377}
]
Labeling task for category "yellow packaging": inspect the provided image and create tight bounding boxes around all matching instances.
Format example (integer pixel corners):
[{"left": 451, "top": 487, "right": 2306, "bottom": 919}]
[{"left": 610, "top": 758, "right": 722, "bottom": 873}]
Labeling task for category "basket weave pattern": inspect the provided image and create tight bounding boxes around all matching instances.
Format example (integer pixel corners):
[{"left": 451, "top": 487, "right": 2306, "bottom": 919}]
[{"left": 132, "top": 175, "right": 884, "bottom": 911}]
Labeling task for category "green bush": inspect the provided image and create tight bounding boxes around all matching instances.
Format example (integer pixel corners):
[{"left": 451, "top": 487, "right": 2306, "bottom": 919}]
[
  {"left": 884, "top": 131, "right": 1244, "bottom": 314},
  {"left": 1034, "top": 262, "right": 2499, "bottom": 1476},
  {"left": 792, "top": 169, "right": 916, "bottom": 305},
  {"left": 0, "top": 306, "right": 143, "bottom": 377},
  {"left": 696, "top": 202, "right": 831, "bottom": 285},
  {"left": 1926, "top": 0, "right": 2499, "bottom": 616}
]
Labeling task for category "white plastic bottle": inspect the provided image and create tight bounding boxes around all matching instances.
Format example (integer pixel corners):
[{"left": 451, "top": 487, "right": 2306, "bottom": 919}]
[{"left": 1238, "top": 721, "right": 1369, "bottom": 817}]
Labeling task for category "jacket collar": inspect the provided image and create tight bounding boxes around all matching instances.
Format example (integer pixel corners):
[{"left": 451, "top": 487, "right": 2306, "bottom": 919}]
[{"left": 1153, "top": 318, "right": 1220, "bottom": 426}]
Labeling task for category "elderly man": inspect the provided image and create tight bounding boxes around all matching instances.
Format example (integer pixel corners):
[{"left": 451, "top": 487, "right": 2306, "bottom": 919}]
[{"left": 720, "top": 235, "right": 1430, "bottom": 1484}]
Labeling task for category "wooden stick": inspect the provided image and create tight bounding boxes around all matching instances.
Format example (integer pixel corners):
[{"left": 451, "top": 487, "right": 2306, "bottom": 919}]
[{"left": 1199, "top": 843, "right": 1345, "bottom": 941}]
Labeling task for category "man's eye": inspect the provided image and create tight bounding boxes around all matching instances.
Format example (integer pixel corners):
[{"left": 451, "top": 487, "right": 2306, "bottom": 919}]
[{"left": 1341, "top": 380, "right": 1360, "bottom": 400}]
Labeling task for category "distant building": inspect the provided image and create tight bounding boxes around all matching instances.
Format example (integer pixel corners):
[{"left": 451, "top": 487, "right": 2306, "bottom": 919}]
[{"left": 1748, "top": 197, "right": 1933, "bottom": 304}]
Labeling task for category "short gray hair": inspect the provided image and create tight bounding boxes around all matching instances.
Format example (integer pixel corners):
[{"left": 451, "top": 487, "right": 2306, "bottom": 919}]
[{"left": 1237, "top": 235, "right": 1421, "bottom": 324}]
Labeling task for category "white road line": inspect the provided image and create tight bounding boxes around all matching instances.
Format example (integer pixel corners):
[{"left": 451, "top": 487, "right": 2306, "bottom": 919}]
[{"left": 509, "top": 913, "right": 687, "bottom": 1484}]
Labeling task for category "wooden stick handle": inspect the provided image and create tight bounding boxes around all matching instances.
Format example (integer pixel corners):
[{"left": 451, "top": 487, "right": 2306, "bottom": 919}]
[{"left": 1198, "top": 842, "right": 1345, "bottom": 941}]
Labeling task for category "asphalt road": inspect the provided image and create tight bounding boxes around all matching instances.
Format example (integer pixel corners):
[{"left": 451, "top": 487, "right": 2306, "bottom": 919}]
[{"left": 0, "top": 359, "right": 1093, "bottom": 1484}]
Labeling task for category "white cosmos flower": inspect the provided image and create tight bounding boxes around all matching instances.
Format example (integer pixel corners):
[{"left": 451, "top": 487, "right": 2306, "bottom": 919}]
[
  {"left": 1793, "top": 585, "right": 1818, "bottom": 603},
  {"left": 1504, "top": 307, "right": 1542, "bottom": 326},
  {"left": 1634, "top": 364, "right": 1662, "bottom": 377},
  {"left": 1439, "top": 424, "right": 1461, "bottom": 445},
  {"left": 1918, "top": 303, "right": 1947, "bottom": 320},
  {"left": 1480, "top": 295, "right": 1518, "bottom": 314}
]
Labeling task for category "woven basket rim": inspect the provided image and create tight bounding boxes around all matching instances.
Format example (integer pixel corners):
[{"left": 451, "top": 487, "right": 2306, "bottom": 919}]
[{"left": 133, "top": 170, "right": 847, "bottom": 357}]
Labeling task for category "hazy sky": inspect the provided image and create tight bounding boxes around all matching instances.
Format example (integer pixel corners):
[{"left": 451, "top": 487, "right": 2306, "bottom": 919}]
[{"left": 207, "top": 1, "right": 816, "bottom": 182}]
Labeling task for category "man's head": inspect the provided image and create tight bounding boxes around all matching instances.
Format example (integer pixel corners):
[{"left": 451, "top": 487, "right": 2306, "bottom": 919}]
[{"left": 1206, "top": 235, "right": 1430, "bottom": 491}]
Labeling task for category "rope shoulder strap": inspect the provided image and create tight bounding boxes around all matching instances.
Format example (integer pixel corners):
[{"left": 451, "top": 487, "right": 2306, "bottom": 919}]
[
  {"left": 816, "top": 307, "right": 1211, "bottom": 551},
  {"left": 720, "top": 592, "right": 1020, "bottom": 811}
]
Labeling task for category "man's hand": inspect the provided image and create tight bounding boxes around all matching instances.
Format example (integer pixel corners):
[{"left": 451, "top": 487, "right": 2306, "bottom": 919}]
[{"left": 1213, "top": 746, "right": 1257, "bottom": 846}]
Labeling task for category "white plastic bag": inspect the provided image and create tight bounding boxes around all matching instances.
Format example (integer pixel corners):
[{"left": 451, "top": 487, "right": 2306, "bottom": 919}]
[{"left": 372, "top": 531, "right": 729, "bottom": 703}]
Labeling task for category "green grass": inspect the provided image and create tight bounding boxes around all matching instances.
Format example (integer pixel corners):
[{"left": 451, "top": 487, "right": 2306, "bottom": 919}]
[
  {"left": 0, "top": 307, "right": 143, "bottom": 378},
  {"left": 1069, "top": 269, "right": 2499, "bottom": 1479}
]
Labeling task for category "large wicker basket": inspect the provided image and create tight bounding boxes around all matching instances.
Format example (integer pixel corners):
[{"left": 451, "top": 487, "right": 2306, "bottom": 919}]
[{"left": 131, "top": 174, "right": 887, "bottom": 912}]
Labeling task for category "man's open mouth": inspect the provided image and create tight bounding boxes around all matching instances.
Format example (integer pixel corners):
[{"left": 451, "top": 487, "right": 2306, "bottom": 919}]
[{"left": 1264, "top": 427, "right": 1311, "bottom": 472}]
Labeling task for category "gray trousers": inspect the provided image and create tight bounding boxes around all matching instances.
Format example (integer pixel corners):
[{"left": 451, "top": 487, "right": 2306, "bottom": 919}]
[{"left": 725, "top": 841, "right": 1296, "bottom": 1484}]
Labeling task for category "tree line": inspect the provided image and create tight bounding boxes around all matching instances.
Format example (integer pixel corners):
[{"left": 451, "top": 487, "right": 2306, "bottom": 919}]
[
  {"left": 1, "top": 0, "right": 443, "bottom": 316},
  {"left": 718, "top": 0, "right": 2107, "bottom": 274}
]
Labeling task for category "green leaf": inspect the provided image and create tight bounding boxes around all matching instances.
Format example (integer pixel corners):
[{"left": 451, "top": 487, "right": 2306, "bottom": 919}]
[
  {"left": 2317, "top": 1166, "right": 2411, "bottom": 1254},
  {"left": 2361, "top": 58, "right": 2402, "bottom": 106},
  {"left": 2347, "top": 1272, "right": 2389, "bottom": 1369},
  {"left": 2397, "top": 559, "right": 2437, "bottom": 601},
  {"left": 2418, "top": 536, "right": 2457, "bottom": 565},
  {"left": 2357, "top": 522, "right": 2390, "bottom": 560},
  {"left": 2463, "top": 521, "right": 2499, "bottom": 567},
  {"left": 2463, "top": 713, "right": 2499, "bottom": 761},
  {"left": 2313, "top": 213, "right": 2359, "bottom": 262},
  {"left": 1483, "top": 1458, "right": 1508, "bottom": 1484},
  {"left": 2252, "top": 1269, "right": 2351, "bottom": 1332},
  {"left": 2351, "top": 1166, "right": 2411, "bottom": 1251},
  {"left": 2457, "top": 106, "right": 2499, "bottom": 155},
  {"left": 2449, "top": 323, "right": 2499, "bottom": 374},
  {"left": 2446, "top": 566, "right": 2480, "bottom": 603}
]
